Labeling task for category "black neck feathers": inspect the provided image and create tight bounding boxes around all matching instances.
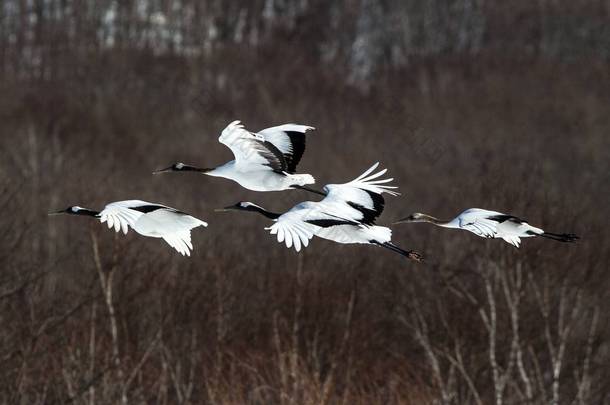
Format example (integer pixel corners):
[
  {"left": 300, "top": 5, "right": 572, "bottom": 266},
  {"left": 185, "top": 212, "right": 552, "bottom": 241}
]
[
  {"left": 246, "top": 205, "right": 280, "bottom": 219},
  {"left": 183, "top": 164, "right": 212, "bottom": 173},
  {"left": 73, "top": 208, "right": 100, "bottom": 217}
]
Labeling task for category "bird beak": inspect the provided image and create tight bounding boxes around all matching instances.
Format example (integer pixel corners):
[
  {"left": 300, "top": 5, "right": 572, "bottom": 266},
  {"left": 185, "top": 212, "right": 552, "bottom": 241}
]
[
  {"left": 393, "top": 217, "right": 411, "bottom": 225},
  {"left": 48, "top": 210, "right": 65, "bottom": 216},
  {"left": 152, "top": 166, "right": 172, "bottom": 174},
  {"left": 214, "top": 206, "right": 234, "bottom": 213}
]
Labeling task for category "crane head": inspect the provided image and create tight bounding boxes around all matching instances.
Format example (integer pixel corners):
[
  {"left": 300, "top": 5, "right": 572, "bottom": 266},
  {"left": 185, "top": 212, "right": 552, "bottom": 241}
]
[
  {"left": 48, "top": 206, "right": 99, "bottom": 217},
  {"left": 394, "top": 213, "right": 424, "bottom": 224}
]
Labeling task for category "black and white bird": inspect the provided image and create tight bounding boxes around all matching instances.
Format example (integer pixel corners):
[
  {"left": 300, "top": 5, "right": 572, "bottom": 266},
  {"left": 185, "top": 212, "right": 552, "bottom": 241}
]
[
  {"left": 50, "top": 200, "right": 207, "bottom": 256},
  {"left": 217, "top": 163, "right": 423, "bottom": 261},
  {"left": 394, "top": 208, "right": 578, "bottom": 248},
  {"left": 154, "top": 120, "right": 320, "bottom": 193}
]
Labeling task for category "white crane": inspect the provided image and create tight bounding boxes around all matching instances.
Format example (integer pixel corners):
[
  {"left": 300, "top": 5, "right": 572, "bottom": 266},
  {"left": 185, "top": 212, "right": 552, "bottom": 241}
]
[
  {"left": 217, "top": 163, "right": 423, "bottom": 261},
  {"left": 50, "top": 200, "right": 207, "bottom": 256},
  {"left": 394, "top": 208, "right": 578, "bottom": 248},
  {"left": 154, "top": 120, "right": 321, "bottom": 194}
]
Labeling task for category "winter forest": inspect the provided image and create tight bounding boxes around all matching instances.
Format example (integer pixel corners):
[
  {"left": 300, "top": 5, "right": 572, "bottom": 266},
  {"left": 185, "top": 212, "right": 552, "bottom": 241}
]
[{"left": 0, "top": 0, "right": 609, "bottom": 403}]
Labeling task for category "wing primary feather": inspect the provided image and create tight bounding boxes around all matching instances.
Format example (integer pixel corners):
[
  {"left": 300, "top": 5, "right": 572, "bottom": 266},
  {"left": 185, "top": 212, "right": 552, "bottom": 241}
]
[
  {"left": 354, "top": 162, "right": 380, "bottom": 181},
  {"left": 292, "top": 229, "right": 302, "bottom": 252},
  {"left": 360, "top": 168, "right": 387, "bottom": 182},
  {"left": 285, "top": 230, "right": 293, "bottom": 249}
]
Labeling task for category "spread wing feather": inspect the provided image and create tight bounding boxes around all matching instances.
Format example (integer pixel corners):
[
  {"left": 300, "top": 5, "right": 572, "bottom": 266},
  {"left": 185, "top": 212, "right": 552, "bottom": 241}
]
[
  {"left": 502, "top": 235, "right": 522, "bottom": 248},
  {"left": 142, "top": 209, "right": 208, "bottom": 232},
  {"left": 258, "top": 124, "right": 314, "bottom": 173},
  {"left": 99, "top": 203, "right": 144, "bottom": 235},
  {"left": 99, "top": 201, "right": 206, "bottom": 256},
  {"left": 265, "top": 210, "right": 316, "bottom": 252},
  {"left": 457, "top": 209, "right": 526, "bottom": 239},
  {"left": 459, "top": 217, "right": 500, "bottom": 238},
  {"left": 322, "top": 162, "right": 399, "bottom": 224},
  {"left": 218, "top": 120, "right": 287, "bottom": 172},
  {"left": 162, "top": 231, "right": 193, "bottom": 256}
]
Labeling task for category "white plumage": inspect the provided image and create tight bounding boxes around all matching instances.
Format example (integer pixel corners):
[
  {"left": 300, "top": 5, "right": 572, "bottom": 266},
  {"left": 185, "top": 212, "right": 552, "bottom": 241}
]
[
  {"left": 395, "top": 208, "right": 578, "bottom": 248},
  {"left": 219, "top": 163, "right": 422, "bottom": 261},
  {"left": 155, "top": 120, "right": 317, "bottom": 192},
  {"left": 51, "top": 200, "right": 208, "bottom": 256}
]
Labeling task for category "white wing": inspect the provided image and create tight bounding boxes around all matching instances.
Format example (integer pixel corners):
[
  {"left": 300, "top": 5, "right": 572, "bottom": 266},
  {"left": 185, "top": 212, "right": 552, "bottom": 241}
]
[
  {"left": 265, "top": 208, "right": 316, "bottom": 252},
  {"left": 162, "top": 231, "right": 194, "bottom": 256},
  {"left": 258, "top": 124, "right": 314, "bottom": 173},
  {"left": 501, "top": 235, "right": 522, "bottom": 248},
  {"left": 140, "top": 209, "right": 208, "bottom": 232},
  {"left": 98, "top": 201, "right": 146, "bottom": 235},
  {"left": 458, "top": 210, "right": 505, "bottom": 238},
  {"left": 99, "top": 201, "right": 207, "bottom": 256},
  {"left": 218, "top": 120, "right": 287, "bottom": 172},
  {"left": 459, "top": 217, "right": 499, "bottom": 238},
  {"left": 135, "top": 209, "right": 207, "bottom": 256},
  {"left": 457, "top": 208, "right": 533, "bottom": 241},
  {"left": 322, "top": 162, "right": 399, "bottom": 224}
]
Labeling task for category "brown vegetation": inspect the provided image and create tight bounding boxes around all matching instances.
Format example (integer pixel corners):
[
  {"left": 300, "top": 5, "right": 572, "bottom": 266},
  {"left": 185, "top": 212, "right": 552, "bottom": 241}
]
[{"left": 0, "top": 1, "right": 608, "bottom": 404}]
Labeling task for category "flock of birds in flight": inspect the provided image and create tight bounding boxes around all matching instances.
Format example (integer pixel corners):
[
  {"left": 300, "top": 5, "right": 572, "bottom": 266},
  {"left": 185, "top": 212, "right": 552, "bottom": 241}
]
[{"left": 51, "top": 120, "right": 578, "bottom": 259}]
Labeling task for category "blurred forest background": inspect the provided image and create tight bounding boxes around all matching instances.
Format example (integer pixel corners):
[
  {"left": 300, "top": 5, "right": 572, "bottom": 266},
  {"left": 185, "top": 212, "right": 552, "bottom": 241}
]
[{"left": 1, "top": 0, "right": 609, "bottom": 404}]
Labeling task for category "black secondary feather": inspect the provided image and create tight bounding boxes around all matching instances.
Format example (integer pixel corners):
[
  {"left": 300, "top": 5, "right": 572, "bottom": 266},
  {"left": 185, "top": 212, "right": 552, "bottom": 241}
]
[
  {"left": 249, "top": 139, "right": 288, "bottom": 173},
  {"left": 306, "top": 219, "right": 357, "bottom": 228},
  {"left": 487, "top": 214, "right": 524, "bottom": 224},
  {"left": 283, "top": 131, "right": 307, "bottom": 173},
  {"left": 347, "top": 189, "right": 386, "bottom": 225},
  {"left": 129, "top": 204, "right": 166, "bottom": 213}
]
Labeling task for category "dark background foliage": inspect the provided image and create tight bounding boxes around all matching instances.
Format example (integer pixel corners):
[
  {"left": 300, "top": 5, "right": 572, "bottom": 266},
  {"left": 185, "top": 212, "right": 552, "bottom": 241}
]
[{"left": 0, "top": 1, "right": 608, "bottom": 403}]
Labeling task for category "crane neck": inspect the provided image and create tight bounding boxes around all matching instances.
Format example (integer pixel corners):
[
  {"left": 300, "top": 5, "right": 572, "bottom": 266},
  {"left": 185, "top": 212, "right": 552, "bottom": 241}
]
[
  {"left": 73, "top": 208, "right": 101, "bottom": 217},
  {"left": 418, "top": 214, "right": 454, "bottom": 227},
  {"left": 245, "top": 204, "right": 281, "bottom": 220},
  {"left": 184, "top": 164, "right": 213, "bottom": 174}
]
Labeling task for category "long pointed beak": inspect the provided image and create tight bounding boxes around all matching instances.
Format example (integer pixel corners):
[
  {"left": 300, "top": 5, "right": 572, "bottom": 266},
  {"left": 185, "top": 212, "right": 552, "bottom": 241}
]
[
  {"left": 393, "top": 218, "right": 411, "bottom": 225},
  {"left": 214, "top": 207, "right": 232, "bottom": 213},
  {"left": 48, "top": 210, "right": 65, "bottom": 216},
  {"left": 152, "top": 166, "right": 172, "bottom": 175}
]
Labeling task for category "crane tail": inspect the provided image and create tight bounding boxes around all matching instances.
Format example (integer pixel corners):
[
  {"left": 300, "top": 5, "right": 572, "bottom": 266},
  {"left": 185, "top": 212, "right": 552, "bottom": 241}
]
[{"left": 287, "top": 173, "right": 315, "bottom": 187}]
